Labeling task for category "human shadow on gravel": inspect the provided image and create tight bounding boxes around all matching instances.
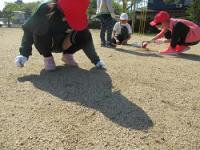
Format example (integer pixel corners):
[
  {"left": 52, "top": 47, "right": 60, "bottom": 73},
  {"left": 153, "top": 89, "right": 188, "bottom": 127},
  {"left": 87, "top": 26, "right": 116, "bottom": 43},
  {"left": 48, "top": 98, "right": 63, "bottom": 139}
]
[
  {"left": 176, "top": 53, "right": 200, "bottom": 61},
  {"left": 18, "top": 67, "right": 153, "bottom": 130},
  {"left": 108, "top": 46, "right": 163, "bottom": 58}
]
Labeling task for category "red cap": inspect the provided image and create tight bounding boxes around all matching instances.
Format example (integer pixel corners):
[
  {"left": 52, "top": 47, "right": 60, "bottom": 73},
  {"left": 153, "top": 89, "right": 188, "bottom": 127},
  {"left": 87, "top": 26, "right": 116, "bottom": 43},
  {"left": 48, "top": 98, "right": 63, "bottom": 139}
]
[
  {"left": 58, "top": 0, "right": 89, "bottom": 31},
  {"left": 150, "top": 11, "right": 170, "bottom": 26}
]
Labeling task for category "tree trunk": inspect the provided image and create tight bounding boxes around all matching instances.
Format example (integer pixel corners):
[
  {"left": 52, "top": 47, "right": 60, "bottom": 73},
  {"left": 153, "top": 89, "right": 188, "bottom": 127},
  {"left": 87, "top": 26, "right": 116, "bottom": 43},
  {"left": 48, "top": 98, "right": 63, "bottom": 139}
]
[
  {"left": 193, "top": 0, "right": 200, "bottom": 24},
  {"left": 131, "top": 0, "right": 136, "bottom": 33},
  {"left": 7, "top": 17, "right": 11, "bottom": 27},
  {"left": 122, "top": 0, "right": 127, "bottom": 12}
]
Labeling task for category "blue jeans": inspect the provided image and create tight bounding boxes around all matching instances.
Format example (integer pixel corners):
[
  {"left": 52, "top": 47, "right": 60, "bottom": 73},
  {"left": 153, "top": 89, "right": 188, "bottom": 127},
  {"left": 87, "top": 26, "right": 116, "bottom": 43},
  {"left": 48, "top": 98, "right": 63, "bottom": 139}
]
[{"left": 98, "top": 14, "right": 115, "bottom": 45}]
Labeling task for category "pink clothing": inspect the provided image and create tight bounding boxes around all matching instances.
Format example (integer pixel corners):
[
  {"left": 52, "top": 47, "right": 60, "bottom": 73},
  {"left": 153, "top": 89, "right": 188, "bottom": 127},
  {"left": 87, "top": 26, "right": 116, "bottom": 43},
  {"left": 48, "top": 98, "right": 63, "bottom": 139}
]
[
  {"left": 169, "top": 18, "right": 200, "bottom": 43},
  {"left": 153, "top": 28, "right": 167, "bottom": 40},
  {"left": 154, "top": 18, "right": 200, "bottom": 43}
]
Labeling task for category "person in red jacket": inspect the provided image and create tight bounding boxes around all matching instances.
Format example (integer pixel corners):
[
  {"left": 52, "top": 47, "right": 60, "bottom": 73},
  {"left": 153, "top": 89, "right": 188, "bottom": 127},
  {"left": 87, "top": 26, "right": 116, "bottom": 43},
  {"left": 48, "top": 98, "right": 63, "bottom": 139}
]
[{"left": 150, "top": 11, "right": 200, "bottom": 55}]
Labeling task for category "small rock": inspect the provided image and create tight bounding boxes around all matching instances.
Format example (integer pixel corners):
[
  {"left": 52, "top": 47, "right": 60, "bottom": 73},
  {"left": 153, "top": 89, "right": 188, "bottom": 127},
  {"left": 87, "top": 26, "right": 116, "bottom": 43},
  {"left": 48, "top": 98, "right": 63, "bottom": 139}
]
[
  {"left": 155, "top": 139, "right": 161, "bottom": 144},
  {"left": 161, "top": 137, "right": 165, "bottom": 141},
  {"left": 105, "top": 142, "right": 110, "bottom": 147},
  {"left": 20, "top": 142, "right": 24, "bottom": 146}
]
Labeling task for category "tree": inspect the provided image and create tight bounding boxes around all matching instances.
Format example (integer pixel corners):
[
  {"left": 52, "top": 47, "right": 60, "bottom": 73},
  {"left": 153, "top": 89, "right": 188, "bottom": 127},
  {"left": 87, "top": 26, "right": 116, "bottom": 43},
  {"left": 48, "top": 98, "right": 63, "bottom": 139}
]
[
  {"left": 88, "top": 0, "right": 97, "bottom": 17},
  {"left": 0, "top": 11, "right": 3, "bottom": 18},
  {"left": 187, "top": 0, "right": 200, "bottom": 24},
  {"left": 113, "top": 0, "right": 123, "bottom": 15},
  {"left": 3, "top": 2, "right": 39, "bottom": 27},
  {"left": 22, "top": 2, "right": 40, "bottom": 19},
  {"left": 122, "top": 0, "right": 128, "bottom": 12},
  {"left": 3, "top": 3, "right": 22, "bottom": 27},
  {"left": 88, "top": 0, "right": 123, "bottom": 17}
]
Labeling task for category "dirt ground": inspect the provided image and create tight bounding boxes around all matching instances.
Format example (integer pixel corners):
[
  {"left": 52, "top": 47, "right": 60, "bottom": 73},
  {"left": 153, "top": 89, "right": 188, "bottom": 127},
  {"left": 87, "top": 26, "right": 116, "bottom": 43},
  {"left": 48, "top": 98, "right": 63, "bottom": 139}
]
[{"left": 0, "top": 28, "right": 200, "bottom": 150}]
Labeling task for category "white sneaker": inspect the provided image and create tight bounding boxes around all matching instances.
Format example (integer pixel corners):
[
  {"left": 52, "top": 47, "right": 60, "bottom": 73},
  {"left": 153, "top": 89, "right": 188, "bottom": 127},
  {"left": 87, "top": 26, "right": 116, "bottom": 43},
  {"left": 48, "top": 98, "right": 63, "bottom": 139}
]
[{"left": 96, "top": 60, "right": 106, "bottom": 69}]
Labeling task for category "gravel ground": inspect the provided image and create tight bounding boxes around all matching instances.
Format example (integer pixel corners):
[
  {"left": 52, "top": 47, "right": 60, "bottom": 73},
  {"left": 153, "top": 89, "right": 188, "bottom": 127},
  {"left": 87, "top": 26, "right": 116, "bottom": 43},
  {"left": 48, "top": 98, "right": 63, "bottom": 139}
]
[{"left": 0, "top": 28, "right": 200, "bottom": 150}]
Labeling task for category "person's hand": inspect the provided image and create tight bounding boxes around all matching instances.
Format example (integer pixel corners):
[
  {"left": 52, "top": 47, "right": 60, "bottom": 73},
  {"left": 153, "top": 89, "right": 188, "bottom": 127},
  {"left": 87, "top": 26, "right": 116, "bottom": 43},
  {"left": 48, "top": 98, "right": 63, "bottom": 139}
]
[
  {"left": 154, "top": 39, "right": 165, "bottom": 45},
  {"left": 15, "top": 55, "right": 28, "bottom": 67},
  {"left": 116, "top": 39, "right": 120, "bottom": 44}
]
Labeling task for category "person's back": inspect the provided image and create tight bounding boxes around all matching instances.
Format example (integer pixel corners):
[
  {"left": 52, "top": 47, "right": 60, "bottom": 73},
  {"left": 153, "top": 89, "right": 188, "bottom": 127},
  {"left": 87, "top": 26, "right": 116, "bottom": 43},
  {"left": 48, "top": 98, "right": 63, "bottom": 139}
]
[{"left": 169, "top": 18, "right": 200, "bottom": 43}]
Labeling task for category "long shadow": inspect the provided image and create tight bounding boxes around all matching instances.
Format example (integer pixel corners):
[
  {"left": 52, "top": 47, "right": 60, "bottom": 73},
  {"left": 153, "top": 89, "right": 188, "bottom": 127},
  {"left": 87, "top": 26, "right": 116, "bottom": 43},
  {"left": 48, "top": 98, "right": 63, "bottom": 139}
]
[
  {"left": 176, "top": 53, "right": 200, "bottom": 61},
  {"left": 112, "top": 46, "right": 200, "bottom": 61},
  {"left": 108, "top": 46, "right": 163, "bottom": 58},
  {"left": 18, "top": 67, "right": 153, "bottom": 130}
]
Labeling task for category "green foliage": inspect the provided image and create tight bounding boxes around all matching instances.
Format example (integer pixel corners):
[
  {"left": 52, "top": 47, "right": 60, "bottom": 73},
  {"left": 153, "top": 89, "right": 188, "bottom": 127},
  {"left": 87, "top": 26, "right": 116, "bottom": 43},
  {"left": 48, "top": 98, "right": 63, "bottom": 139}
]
[
  {"left": 2, "top": 2, "right": 40, "bottom": 27},
  {"left": 3, "top": 2, "right": 39, "bottom": 18},
  {"left": 0, "top": 11, "right": 3, "bottom": 18},
  {"left": 88, "top": 0, "right": 123, "bottom": 17},
  {"left": 22, "top": 2, "right": 40, "bottom": 18},
  {"left": 186, "top": 0, "right": 200, "bottom": 24},
  {"left": 2, "top": 3, "right": 20, "bottom": 26},
  {"left": 3, "top": 3, "right": 22, "bottom": 17},
  {"left": 88, "top": 0, "right": 97, "bottom": 17},
  {"left": 113, "top": 0, "right": 123, "bottom": 15}
]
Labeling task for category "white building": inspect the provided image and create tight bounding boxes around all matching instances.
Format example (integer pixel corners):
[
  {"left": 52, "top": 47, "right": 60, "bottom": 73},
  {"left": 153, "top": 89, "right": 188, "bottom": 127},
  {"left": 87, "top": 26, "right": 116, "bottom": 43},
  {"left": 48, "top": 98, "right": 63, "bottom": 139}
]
[{"left": 13, "top": 11, "right": 25, "bottom": 24}]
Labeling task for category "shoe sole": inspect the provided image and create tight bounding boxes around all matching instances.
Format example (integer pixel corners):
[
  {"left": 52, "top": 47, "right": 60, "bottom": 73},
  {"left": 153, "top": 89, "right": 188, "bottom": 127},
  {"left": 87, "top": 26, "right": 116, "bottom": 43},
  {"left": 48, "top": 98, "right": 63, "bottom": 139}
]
[
  {"left": 176, "top": 47, "right": 190, "bottom": 54},
  {"left": 61, "top": 57, "right": 78, "bottom": 67}
]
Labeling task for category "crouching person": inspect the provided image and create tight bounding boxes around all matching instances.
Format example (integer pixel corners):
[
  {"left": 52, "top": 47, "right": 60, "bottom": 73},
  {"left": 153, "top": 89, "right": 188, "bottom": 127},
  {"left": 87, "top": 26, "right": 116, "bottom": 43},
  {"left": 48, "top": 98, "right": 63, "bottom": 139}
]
[
  {"left": 150, "top": 11, "right": 200, "bottom": 55},
  {"left": 15, "top": 0, "right": 105, "bottom": 71},
  {"left": 111, "top": 13, "right": 132, "bottom": 47},
  {"left": 16, "top": 27, "right": 106, "bottom": 71}
]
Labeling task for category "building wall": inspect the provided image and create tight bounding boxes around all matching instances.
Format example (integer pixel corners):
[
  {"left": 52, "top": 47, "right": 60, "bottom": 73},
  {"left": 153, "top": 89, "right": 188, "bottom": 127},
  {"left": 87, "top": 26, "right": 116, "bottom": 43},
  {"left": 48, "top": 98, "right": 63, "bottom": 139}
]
[{"left": 13, "top": 11, "right": 25, "bottom": 24}]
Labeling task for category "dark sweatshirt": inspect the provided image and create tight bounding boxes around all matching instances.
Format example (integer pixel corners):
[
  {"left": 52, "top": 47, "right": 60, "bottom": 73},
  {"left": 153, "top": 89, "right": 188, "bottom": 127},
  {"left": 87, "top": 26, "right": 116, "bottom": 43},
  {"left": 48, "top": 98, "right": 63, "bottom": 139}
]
[{"left": 19, "top": 2, "right": 70, "bottom": 58}]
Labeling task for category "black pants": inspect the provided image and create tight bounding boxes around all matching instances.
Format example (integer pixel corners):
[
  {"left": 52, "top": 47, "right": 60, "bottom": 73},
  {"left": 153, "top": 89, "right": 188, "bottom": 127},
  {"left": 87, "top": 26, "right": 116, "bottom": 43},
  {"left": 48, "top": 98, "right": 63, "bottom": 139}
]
[
  {"left": 170, "top": 22, "right": 199, "bottom": 48},
  {"left": 111, "top": 34, "right": 125, "bottom": 45},
  {"left": 164, "top": 30, "right": 172, "bottom": 39},
  {"left": 112, "top": 34, "right": 128, "bottom": 44},
  {"left": 34, "top": 29, "right": 100, "bottom": 65}
]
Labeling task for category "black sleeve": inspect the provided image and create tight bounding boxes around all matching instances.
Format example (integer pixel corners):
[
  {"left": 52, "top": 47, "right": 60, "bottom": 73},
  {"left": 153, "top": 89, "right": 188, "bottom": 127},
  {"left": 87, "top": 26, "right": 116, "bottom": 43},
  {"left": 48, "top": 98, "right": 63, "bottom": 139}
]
[
  {"left": 19, "top": 28, "right": 34, "bottom": 58},
  {"left": 22, "top": 3, "right": 51, "bottom": 35},
  {"left": 19, "top": 3, "right": 50, "bottom": 58}
]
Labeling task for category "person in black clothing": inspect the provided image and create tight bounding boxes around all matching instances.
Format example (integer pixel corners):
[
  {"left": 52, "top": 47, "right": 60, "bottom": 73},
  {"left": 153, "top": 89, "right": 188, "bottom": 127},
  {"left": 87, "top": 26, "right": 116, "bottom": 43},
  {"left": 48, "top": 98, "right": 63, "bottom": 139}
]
[{"left": 16, "top": 0, "right": 106, "bottom": 71}]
